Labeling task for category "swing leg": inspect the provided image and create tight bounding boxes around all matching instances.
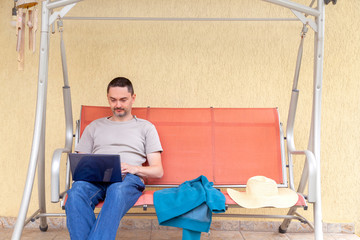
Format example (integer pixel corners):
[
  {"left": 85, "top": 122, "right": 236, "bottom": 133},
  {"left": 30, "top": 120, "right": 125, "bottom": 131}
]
[
  {"left": 11, "top": 2, "right": 50, "bottom": 239},
  {"left": 38, "top": 114, "right": 48, "bottom": 232}
]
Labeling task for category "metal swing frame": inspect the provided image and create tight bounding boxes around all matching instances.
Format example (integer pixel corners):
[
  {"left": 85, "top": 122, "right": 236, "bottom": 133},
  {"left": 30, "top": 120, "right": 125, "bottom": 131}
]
[{"left": 11, "top": 0, "right": 326, "bottom": 239}]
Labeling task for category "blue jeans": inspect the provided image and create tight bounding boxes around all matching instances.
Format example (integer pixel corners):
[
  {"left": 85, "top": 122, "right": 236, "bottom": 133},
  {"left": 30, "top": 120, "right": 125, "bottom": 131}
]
[{"left": 65, "top": 174, "right": 145, "bottom": 240}]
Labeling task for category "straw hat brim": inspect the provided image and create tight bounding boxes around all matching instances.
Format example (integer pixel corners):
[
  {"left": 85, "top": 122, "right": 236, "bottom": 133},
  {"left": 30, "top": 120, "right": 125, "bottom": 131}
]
[{"left": 227, "top": 188, "right": 298, "bottom": 209}]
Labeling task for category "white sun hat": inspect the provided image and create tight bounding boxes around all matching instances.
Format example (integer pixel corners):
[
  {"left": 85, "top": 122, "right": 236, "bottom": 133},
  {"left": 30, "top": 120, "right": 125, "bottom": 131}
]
[{"left": 227, "top": 176, "right": 298, "bottom": 208}]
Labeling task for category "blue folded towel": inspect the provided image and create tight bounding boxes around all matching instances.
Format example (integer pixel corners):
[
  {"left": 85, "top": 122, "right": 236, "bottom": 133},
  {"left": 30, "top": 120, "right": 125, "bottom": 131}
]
[{"left": 154, "top": 175, "right": 226, "bottom": 240}]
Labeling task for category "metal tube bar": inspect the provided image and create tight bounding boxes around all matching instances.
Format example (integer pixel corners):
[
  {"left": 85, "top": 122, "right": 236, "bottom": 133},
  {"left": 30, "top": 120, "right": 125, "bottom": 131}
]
[
  {"left": 310, "top": 0, "right": 325, "bottom": 239},
  {"left": 65, "top": 157, "right": 71, "bottom": 192},
  {"left": 280, "top": 206, "right": 298, "bottom": 232},
  {"left": 292, "top": 26, "right": 307, "bottom": 90},
  {"left": 279, "top": 122, "right": 288, "bottom": 187},
  {"left": 51, "top": 150, "right": 64, "bottom": 202},
  {"left": 262, "top": 0, "right": 320, "bottom": 17},
  {"left": 12, "top": 2, "right": 50, "bottom": 239},
  {"left": 59, "top": 26, "right": 69, "bottom": 87},
  {"left": 35, "top": 213, "right": 67, "bottom": 218},
  {"left": 47, "top": 0, "right": 82, "bottom": 10},
  {"left": 62, "top": 16, "right": 299, "bottom": 22},
  {"left": 286, "top": 90, "right": 299, "bottom": 154},
  {"left": 37, "top": 110, "right": 48, "bottom": 230},
  {"left": 125, "top": 212, "right": 307, "bottom": 222},
  {"left": 286, "top": 90, "right": 299, "bottom": 190},
  {"left": 24, "top": 209, "right": 41, "bottom": 226},
  {"left": 211, "top": 214, "right": 307, "bottom": 221},
  {"left": 287, "top": 153, "right": 295, "bottom": 190},
  {"left": 63, "top": 86, "right": 73, "bottom": 192},
  {"left": 63, "top": 87, "right": 73, "bottom": 152}
]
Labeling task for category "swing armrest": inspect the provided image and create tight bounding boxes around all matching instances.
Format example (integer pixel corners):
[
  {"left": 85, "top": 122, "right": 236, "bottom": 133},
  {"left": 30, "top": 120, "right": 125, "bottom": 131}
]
[
  {"left": 286, "top": 90, "right": 317, "bottom": 203},
  {"left": 51, "top": 86, "right": 74, "bottom": 203},
  {"left": 51, "top": 148, "right": 71, "bottom": 203},
  {"left": 289, "top": 150, "right": 317, "bottom": 203}
]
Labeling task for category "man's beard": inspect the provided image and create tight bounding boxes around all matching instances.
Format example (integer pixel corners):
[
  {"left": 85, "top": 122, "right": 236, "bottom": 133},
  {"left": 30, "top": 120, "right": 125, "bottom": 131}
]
[{"left": 113, "top": 107, "right": 127, "bottom": 117}]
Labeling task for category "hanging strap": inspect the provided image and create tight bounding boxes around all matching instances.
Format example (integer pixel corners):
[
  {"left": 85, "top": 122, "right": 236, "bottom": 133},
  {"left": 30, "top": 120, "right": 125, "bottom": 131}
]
[
  {"left": 292, "top": 25, "right": 308, "bottom": 90},
  {"left": 58, "top": 19, "right": 70, "bottom": 87}
]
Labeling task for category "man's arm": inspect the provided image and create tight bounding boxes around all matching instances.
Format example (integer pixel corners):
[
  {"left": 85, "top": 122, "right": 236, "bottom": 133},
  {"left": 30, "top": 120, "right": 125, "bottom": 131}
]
[{"left": 121, "top": 152, "right": 163, "bottom": 179}]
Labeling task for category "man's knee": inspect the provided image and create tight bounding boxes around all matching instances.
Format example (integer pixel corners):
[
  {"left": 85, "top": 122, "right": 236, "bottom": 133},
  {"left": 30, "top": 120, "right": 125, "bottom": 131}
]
[
  {"left": 106, "top": 177, "right": 144, "bottom": 204},
  {"left": 66, "top": 181, "right": 104, "bottom": 208},
  {"left": 106, "top": 182, "right": 128, "bottom": 198},
  {"left": 68, "top": 181, "right": 89, "bottom": 199}
]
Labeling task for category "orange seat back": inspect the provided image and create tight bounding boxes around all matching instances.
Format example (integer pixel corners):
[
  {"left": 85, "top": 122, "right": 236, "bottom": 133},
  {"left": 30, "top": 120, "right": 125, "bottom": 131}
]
[{"left": 79, "top": 106, "right": 285, "bottom": 186}]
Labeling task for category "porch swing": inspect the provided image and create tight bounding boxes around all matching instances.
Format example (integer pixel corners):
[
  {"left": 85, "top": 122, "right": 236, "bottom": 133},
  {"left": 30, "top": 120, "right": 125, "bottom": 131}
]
[{"left": 11, "top": 1, "right": 331, "bottom": 240}]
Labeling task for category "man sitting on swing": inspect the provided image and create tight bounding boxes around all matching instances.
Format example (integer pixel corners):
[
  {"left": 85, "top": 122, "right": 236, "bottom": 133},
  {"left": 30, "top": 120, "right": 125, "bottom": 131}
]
[{"left": 65, "top": 77, "right": 163, "bottom": 240}]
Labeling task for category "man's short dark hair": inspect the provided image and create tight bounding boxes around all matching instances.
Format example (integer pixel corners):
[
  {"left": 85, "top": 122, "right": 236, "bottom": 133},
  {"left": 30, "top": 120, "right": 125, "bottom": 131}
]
[{"left": 107, "top": 77, "right": 134, "bottom": 95}]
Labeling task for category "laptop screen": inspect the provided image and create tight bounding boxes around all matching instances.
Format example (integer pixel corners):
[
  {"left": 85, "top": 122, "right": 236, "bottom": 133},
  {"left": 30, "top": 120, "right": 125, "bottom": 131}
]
[{"left": 69, "top": 153, "right": 122, "bottom": 183}]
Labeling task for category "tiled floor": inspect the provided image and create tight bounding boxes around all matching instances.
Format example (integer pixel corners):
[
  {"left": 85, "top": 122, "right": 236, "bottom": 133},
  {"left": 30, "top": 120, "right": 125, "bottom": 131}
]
[{"left": 1, "top": 228, "right": 359, "bottom": 240}]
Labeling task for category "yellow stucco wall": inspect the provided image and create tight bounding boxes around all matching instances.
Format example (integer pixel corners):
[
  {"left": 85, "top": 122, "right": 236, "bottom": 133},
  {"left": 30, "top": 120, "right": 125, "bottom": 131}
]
[{"left": 1, "top": 0, "right": 359, "bottom": 235}]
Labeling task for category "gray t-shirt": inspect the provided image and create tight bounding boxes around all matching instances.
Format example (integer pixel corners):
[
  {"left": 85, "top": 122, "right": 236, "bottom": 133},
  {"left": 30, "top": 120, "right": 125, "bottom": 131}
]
[{"left": 75, "top": 116, "right": 163, "bottom": 166}]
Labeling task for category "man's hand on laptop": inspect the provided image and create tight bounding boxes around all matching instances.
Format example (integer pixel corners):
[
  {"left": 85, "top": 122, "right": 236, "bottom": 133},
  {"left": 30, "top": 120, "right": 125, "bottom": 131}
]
[
  {"left": 121, "top": 163, "right": 140, "bottom": 175},
  {"left": 121, "top": 153, "right": 163, "bottom": 179}
]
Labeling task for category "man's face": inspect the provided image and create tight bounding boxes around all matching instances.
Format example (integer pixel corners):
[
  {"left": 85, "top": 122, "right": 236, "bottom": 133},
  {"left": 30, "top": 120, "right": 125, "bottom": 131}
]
[{"left": 107, "top": 86, "right": 136, "bottom": 120}]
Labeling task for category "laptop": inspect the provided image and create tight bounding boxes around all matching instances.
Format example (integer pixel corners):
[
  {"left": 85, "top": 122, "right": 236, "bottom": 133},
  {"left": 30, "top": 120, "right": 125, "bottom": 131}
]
[{"left": 69, "top": 153, "right": 123, "bottom": 183}]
